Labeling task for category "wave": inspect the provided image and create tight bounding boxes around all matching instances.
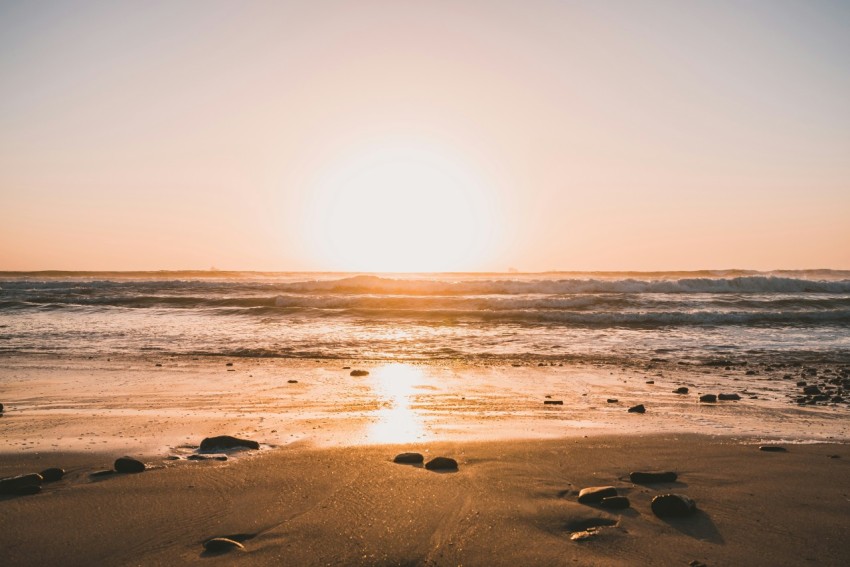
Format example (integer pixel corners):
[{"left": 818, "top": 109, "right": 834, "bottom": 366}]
[
  {"left": 4, "top": 293, "right": 850, "bottom": 313},
  {"left": 271, "top": 275, "right": 850, "bottom": 295}
]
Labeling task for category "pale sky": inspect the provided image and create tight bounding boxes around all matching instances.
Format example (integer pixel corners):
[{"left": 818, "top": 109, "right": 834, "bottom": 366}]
[{"left": 1, "top": 0, "right": 848, "bottom": 272}]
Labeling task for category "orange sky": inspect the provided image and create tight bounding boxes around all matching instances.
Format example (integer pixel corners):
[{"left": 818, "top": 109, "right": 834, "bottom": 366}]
[{"left": 1, "top": 1, "right": 848, "bottom": 272}]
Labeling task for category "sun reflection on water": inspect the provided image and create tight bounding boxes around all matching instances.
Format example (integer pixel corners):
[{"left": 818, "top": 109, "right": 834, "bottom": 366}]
[{"left": 365, "top": 363, "right": 426, "bottom": 444}]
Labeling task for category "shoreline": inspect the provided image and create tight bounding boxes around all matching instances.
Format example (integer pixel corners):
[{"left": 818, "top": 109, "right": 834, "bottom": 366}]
[{"left": 2, "top": 353, "right": 848, "bottom": 457}]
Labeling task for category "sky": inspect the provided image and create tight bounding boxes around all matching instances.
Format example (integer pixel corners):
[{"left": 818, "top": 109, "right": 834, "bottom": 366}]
[{"left": 1, "top": 0, "right": 848, "bottom": 272}]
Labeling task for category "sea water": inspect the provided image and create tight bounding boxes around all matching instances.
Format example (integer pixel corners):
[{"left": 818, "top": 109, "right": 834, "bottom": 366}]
[{"left": 2, "top": 270, "right": 850, "bottom": 364}]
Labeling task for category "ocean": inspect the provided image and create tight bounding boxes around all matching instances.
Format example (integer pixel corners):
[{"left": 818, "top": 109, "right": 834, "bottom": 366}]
[{"left": 2, "top": 270, "right": 850, "bottom": 364}]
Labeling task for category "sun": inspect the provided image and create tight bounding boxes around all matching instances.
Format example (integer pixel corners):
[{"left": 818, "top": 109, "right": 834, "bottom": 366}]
[{"left": 301, "top": 141, "right": 498, "bottom": 272}]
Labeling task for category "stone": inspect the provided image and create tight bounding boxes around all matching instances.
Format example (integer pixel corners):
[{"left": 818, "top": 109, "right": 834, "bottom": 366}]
[
  {"left": 607, "top": 399, "right": 618, "bottom": 403},
  {"left": 544, "top": 400, "right": 563, "bottom": 405},
  {"left": 646, "top": 380, "right": 655, "bottom": 384},
  {"left": 350, "top": 369, "right": 370, "bottom": 376},
  {"left": 188, "top": 454, "right": 211, "bottom": 461},
  {"left": 577, "top": 486, "right": 618, "bottom": 504},
  {"left": 0, "top": 402, "right": 4, "bottom": 412},
  {"left": 114, "top": 457, "right": 145, "bottom": 473},
  {"left": 746, "top": 370, "right": 757, "bottom": 375},
  {"left": 199, "top": 436, "right": 260, "bottom": 451},
  {"left": 628, "top": 404, "right": 646, "bottom": 413},
  {"left": 203, "top": 538, "right": 244, "bottom": 552},
  {"left": 0, "top": 473, "right": 43, "bottom": 495},
  {"left": 425, "top": 457, "right": 458, "bottom": 471},
  {"left": 287, "top": 379, "right": 298, "bottom": 383},
  {"left": 759, "top": 445, "right": 787, "bottom": 452},
  {"left": 718, "top": 393, "right": 741, "bottom": 401},
  {"left": 393, "top": 452, "right": 424, "bottom": 464},
  {"left": 673, "top": 387, "right": 689, "bottom": 394},
  {"left": 599, "top": 496, "right": 630, "bottom": 509},
  {"left": 651, "top": 494, "right": 696, "bottom": 517},
  {"left": 630, "top": 471, "right": 677, "bottom": 483},
  {"left": 40, "top": 468, "right": 65, "bottom": 482},
  {"left": 699, "top": 394, "right": 717, "bottom": 403},
  {"left": 803, "top": 385, "right": 822, "bottom": 395},
  {"left": 225, "top": 362, "right": 233, "bottom": 366}
]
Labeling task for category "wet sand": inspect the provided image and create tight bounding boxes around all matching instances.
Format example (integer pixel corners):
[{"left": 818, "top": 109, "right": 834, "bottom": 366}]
[
  {"left": 1, "top": 354, "right": 849, "bottom": 565},
  {"left": 2, "top": 437, "right": 849, "bottom": 566}
]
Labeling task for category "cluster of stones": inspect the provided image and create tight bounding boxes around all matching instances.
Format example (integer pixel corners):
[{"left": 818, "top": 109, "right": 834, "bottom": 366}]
[
  {"left": 698, "top": 393, "right": 742, "bottom": 403},
  {"left": 0, "top": 468, "right": 65, "bottom": 496},
  {"left": 574, "top": 470, "right": 696, "bottom": 526},
  {"left": 793, "top": 366, "right": 849, "bottom": 406},
  {"left": 392, "top": 452, "right": 458, "bottom": 471}
]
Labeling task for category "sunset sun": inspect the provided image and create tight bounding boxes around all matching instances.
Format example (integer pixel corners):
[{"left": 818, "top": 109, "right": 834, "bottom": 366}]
[{"left": 302, "top": 143, "right": 498, "bottom": 272}]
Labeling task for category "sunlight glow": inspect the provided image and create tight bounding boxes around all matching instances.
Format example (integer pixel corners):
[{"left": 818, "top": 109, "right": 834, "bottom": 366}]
[
  {"left": 366, "top": 363, "right": 426, "bottom": 444},
  {"left": 302, "top": 142, "right": 497, "bottom": 272}
]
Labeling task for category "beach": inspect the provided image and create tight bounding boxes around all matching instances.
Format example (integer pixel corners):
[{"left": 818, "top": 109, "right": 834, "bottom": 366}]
[{"left": 2, "top": 354, "right": 849, "bottom": 566}]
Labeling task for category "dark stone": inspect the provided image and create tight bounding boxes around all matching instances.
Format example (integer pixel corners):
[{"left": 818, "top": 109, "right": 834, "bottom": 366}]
[
  {"left": 0, "top": 402, "right": 4, "bottom": 412},
  {"left": 607, "top": 399, "right": 618, "bottom": 403},
  {"left": 165, "top": 456, "right": 181, "bottom": 460},
  {"left": 673, "top": 387, "right": 689, "bottom": 394},
  {"left": 628, "top": 404, "right": 646, "bottom": 413},
  {"left": 155, "top": 363, "right": 162, "bottom": 367},
  {"left": 215, "top": 456, "right": 228, "bottom": 461},
  {"left": 425, "top": 457, "right": 458, "bottom": 471},
  {"left": 759, "top": 445, "right": 787, "bottom": 452},
  {"left": 393, "top": 452, "right": 424, "bottom": 464},
  {"left": 350, "top": 370, "right": 369, "bottom": 377},
  {"left": 796, "top": 380, "right": 807, "bottom": 387},
  {"left": 287, "top": 379, "right": 298, "bottom": 383},
  {"left": 40, "top": 468, "right": 65, "bottom": 482},
  {"left": 651, "top": 494, "right": 696, "bottom": 517},
  {"left": 0, "top": 473, "right": 43, "bottom": 494},
  {"left": 646, "top": 380, "right": 655, "bottom": 384},
  {"left": 599, "top": 496, "right": 630, "bottom": 509},
  {"left": 699, "top": 394, "right": 717, "bottom": 403},
  {"left": 745, "top": 370, "right": 757, "bottom": 375},
  {"left": 543, "top": 400, "right": 563, "bottom": 405},
  {"left": 630, "top": 471, "right": 678, "bottom": 484},
  {"left": 188, "top": 454, "right": 211, "bottom": 461},
  {"left": 199, "top": 435, "right": 260, "bottom": 451},
  {"left": 577, "top": 486, "right": 618, "bottom": 504},
  {"left": 225, "top": 362, "right": 233, "bottom": 367},
  {"left": 114, "top": 457, "right": 145, "bottom": 473},
  {"left": 718, "top": 393, "right": 741, "bottom": 401},
  {"left": 203, "top": 537, "right": 244, "bottom": 552},
  {"left": 803, "top": 385, "right": 822, "bottom": 395},
  {"left": 342, "top": 366, "right": 351, "bottom": 369}
]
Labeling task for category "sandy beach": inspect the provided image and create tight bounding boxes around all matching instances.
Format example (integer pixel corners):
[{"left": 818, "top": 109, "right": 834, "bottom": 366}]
[{"left": 2, "top": 354, "right": 849, "bottom": 566}]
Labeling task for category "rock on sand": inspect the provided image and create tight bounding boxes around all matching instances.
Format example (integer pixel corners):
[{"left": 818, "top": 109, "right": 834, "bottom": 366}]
[
  {"left": 393, "top": 452, "right": 424, "bottom": 464},
  {"left": 628, "top": 404, "right": 646, "bottom": 413},
  {"left": 425, "top": 457, "right": 458, "bottom": 471},
  {"left": 0, "top": 473, "right": 43, "bottom": 495},
  {"left": 203, "top": 537, "right": 244, "bottom": 552},
  {"left": 651, "top": 494, "right": 697, "bottom": 517},
  {"left": 577, "top": 486, "right": 618, "bottom": 504},
  {"left": 114, "top": 457, "right": 145, "bottom": 473},
  {"left": 630, "top": 471, "right": 677, "bottom": 483},
  {"left": 199, "top": 436, "right": 260, "bottom": 451},
  {"left": 350, "top": 370, "right": 370, "bottom": 377},
  {"left": 40, "top": 468, "right": 65, "bottom": 482}
]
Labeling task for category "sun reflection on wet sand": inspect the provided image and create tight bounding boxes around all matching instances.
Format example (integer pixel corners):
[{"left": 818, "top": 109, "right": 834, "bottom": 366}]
[{"left": 365, "top": 364, "right": 426, "bottom": 444}]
